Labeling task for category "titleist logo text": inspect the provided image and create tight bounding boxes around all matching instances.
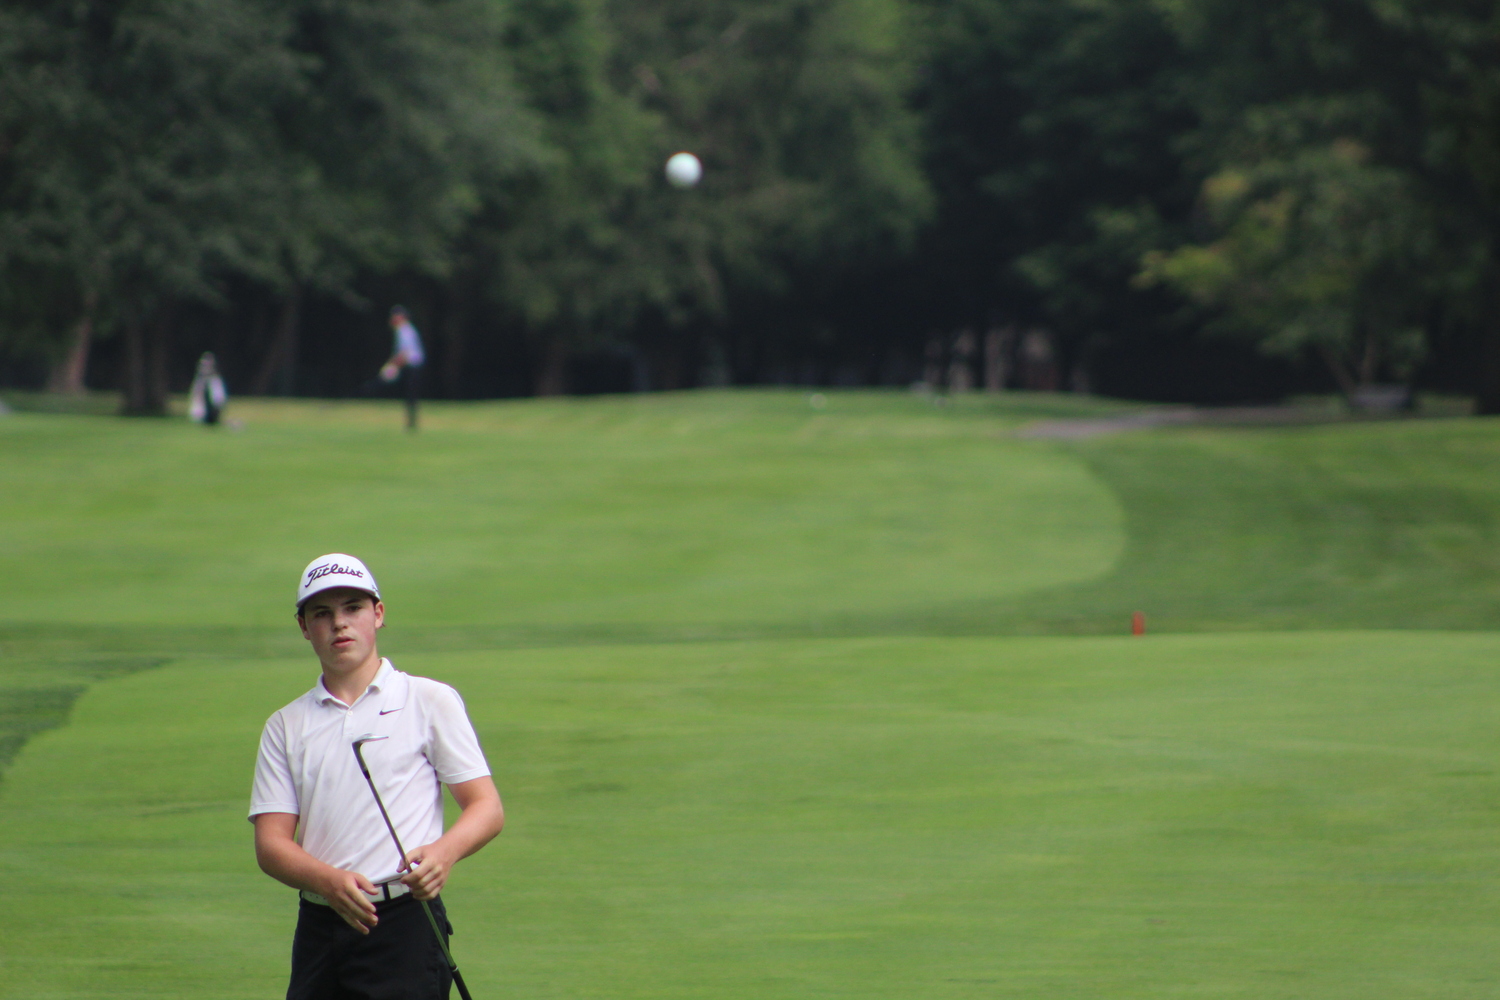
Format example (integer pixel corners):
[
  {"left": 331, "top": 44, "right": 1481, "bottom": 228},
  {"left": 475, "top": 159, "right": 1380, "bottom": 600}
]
[{"left": 306, "top": 563, "right": 366, "bottom": 586}]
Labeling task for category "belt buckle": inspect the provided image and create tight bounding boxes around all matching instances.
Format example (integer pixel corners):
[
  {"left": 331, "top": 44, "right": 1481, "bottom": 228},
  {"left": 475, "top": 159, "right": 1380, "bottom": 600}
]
[{"left": 375, "top": 880, "right": 410, "bottom": 903}]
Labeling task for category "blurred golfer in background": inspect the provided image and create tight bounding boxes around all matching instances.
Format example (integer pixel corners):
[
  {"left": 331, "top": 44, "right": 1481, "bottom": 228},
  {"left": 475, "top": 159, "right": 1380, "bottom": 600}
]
[
  {"left": 188, "top": 351, "right": 227, "bottom": 425},
  {"left": 381, "top": 306, "right": 425, "bottom": 431},
  {"left": 250, "top": 554, "right": 504, "bottom": 999}
]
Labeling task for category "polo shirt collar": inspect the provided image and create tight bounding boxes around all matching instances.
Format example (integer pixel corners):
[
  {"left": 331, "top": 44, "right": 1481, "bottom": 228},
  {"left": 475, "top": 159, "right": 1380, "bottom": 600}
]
[{"left": 314, "top": 657, "right": 395, "bottom": 707}]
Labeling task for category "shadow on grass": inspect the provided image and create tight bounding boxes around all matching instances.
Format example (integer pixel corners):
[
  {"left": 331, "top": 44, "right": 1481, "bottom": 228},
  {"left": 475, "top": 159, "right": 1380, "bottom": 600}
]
[{"left": 0, "top": 686, "right": 84, "bottom": 775}]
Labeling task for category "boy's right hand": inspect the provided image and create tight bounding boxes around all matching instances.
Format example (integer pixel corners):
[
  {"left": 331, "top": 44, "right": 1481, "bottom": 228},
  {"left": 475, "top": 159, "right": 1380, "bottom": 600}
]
[{"left": 321, "top": 870, "right": 380, "bottom": 933}]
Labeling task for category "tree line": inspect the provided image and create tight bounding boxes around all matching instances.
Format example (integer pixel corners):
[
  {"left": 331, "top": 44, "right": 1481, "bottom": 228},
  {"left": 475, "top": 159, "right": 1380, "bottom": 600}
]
[{"left": 4, "top": 0, "right": 1500, "bottom": 412}]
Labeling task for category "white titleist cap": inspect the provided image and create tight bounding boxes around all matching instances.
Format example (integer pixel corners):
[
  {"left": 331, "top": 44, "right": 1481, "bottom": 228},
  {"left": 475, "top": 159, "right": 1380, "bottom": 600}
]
[{"left": 296, "top": 553, "right": 381, "bottom": 610}]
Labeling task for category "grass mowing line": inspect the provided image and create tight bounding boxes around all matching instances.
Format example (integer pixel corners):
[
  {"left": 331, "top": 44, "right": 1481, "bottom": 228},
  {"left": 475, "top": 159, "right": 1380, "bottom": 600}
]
[
  {"left": 3, "top": 632, "right": 1500, "bottom": 999},
  {"left": 1012, "top": 418, "right": 1500, "bottom": 633},
  {"left": 0, "top": 656, "right": 171, "bottom": 788},
  {"left": 0, "top": 685, "right": 83, "bottom": 774}
]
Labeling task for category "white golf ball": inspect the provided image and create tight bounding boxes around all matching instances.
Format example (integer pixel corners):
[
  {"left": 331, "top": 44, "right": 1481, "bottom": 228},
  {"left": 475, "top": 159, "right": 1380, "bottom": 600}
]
[{"left": 665, "top": 151, "right": 702, "bottom": 188}]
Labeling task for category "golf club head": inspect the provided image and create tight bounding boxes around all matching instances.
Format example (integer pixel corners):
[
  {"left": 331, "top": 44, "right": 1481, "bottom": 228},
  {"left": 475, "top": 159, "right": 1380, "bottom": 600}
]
[{"left": 351, "top": 734, "right": 389, "bottom": 776}]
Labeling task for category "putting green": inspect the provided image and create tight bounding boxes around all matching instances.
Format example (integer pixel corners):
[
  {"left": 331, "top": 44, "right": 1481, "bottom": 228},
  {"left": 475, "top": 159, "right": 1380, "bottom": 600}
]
[{"left": 3, "top": 632, "right": 1500, "bottom": 999}]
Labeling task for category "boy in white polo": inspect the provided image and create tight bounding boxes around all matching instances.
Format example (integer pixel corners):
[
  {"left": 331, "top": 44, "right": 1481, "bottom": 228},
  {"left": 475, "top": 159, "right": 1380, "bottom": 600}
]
[{"left": 250, "top": 554, "right": 504, "bottom": 1000}]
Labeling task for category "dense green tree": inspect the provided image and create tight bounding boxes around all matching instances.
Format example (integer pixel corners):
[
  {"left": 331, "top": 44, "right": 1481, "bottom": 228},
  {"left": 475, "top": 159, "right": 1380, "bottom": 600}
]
[
  {"left": 234, "top": 0, "right": 537, "bottom": 396},
  {"left": 8, "top": 0, "right": 1500, "bottom": 406},
  {"left": 909, "top": 0, "right": 1198, "bottom": 387},
  {"left": 461, "top": 0, "right": 664, "bottom": 394},
  {"left": 1138, "top": 0, "right": 1494, "bottom": 400},
  {"left": 599, "top": 0, "right": 931, "bottom": 386},
  {"left": 1139, "top": 127, "right": 1451, "bottom": 396},
  {"left": 0, "top": 0, "right": 533, "bottom": 411},
  {"left": 0, "top": 0, "right": 304, "bottom": 411},
  {"left": 1400, "top": 0, "right": 1500, "bottom": 411}
]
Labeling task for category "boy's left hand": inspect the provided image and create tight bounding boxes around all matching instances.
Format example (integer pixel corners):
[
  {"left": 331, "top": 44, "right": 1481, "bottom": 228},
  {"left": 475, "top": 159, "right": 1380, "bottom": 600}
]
[{"left": 399, "top": 844, "right": 458, "bottom": 900}]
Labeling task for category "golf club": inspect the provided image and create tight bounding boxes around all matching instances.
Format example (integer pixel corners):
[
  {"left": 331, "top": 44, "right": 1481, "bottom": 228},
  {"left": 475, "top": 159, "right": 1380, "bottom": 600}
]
[{"left": 352, "top": 736, "right": 476, "bottom": 1000}]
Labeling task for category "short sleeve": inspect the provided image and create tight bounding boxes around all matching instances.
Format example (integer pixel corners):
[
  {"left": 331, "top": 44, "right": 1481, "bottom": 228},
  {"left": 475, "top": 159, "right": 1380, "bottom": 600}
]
[
  {"left": 249, "top": 711, "right": 301, "bottom": 820},
  {"left": 424, "top": 684, "right": 491, "bottom": 785},
  {"left": 397, "top": 322, "right": 424, "bottom": 361}
]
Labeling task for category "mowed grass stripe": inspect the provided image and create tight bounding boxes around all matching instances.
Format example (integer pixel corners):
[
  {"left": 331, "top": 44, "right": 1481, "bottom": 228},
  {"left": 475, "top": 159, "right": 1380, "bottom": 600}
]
[{"left": 2, "top": 633, "right": 1499, "bottom": 998}]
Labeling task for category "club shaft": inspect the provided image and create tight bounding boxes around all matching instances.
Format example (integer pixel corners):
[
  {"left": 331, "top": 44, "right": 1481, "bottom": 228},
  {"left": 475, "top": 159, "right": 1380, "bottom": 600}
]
[
  {"left": 353, "top": 743, "right": 473, "bottom": 998},
  {"left": 355, "top": 754, "right": 409, "bottom": 860}
]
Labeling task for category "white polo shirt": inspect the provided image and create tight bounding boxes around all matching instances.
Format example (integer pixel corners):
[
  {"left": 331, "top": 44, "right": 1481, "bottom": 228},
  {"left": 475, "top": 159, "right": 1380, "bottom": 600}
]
[
  {"left": 249, "top": 659, "right": 490, "bottom": 882},
  {"left": 394, "top": 319, "right": 425, "bottom": 367}
]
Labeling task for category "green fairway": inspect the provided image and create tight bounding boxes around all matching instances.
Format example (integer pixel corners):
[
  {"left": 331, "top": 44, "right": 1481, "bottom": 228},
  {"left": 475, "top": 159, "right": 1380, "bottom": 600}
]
[
  {"left": 3, "top": 390, "right": 1500, "bottom": 998},
  {"left": 4, "top": 633, "right": 1500, "bottom": 998}
]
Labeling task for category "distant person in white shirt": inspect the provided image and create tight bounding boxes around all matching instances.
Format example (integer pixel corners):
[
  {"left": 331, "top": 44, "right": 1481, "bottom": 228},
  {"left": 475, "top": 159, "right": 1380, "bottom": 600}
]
[
  {"left": 380, "top": 306, "right": 426, "bottom": 431},
  {"left": 188, "top": 351, "right": 228, "bottom": 425},
  {"left": 250, "top": 553, "right": 504, "bottom": 1000}
]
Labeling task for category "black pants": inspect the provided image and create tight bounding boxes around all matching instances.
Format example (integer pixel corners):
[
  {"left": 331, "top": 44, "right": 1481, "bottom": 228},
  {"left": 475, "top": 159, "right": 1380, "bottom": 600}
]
[
  {"left": 400, "top": 365, "right": 422, "bottom": 431},
  {"left": 287, "top": 895, "right": 451, "bottom": 1000}
]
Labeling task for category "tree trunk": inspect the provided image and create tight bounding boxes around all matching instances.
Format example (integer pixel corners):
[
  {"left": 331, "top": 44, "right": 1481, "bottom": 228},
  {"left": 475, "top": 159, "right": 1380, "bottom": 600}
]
[
  {"left": 250, "top": 288, "right": 302, "bottom": 396},
  {"left": 651, "top": 344, "right": 685, "bottom": 391},
  {"left": 1357, "top": 331, "right": 1379, "bottom": 386},
  {"left": 442, "top": 292, "right": 469, "bottom": 398},
  {"left": 120, "top": 309, "right": 171, "bottom": 416},
  {"left": 948, "top": 328, "right": 976, "bottom": 392},
  {"left": 120, "top": 317, "right": 146, "bottom": 414},
  {"left": 983, "top": 327, "right": 1012, "bottom": 392},
  {"left": 535, "top": 339, "right": 569, "bottom": 396},
  {"left": 923, "top": 332, "right": 944, "bottom": 388},
  {"left": 1479, "top": 328, "right": 1500, "bottom": 414},
  {"left": 1316, "top": 342, "right": 1359, "bottom": 403},
  {"left": 277, "top": 290, "right": 301, "bottom": 396},
  {"left": 1477, "top": 265, "right": 1500, "bottom": 414},
  {"left": 46, "top": 301, "right": 95, "bottom": 395},
  {"left": 148, "top": 310, "right": 171, "bottom": 411}
]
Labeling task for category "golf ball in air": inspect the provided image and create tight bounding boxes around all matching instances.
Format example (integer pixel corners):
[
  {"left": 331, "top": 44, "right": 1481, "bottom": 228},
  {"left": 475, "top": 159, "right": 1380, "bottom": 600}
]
[{"left": 665, "top": 151, "right": 702, "bottom": 188}]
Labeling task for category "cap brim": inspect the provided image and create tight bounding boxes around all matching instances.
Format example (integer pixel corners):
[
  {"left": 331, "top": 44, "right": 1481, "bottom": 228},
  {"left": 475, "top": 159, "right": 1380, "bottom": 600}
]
[{"left": 296, "top": 585, "right": 381, "bottom": 611}]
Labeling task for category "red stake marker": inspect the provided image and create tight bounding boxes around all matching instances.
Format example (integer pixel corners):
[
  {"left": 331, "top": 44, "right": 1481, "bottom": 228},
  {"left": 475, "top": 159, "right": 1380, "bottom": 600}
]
[{"left": 1131, "top": 611, "right": 1145, "bottom": 636}]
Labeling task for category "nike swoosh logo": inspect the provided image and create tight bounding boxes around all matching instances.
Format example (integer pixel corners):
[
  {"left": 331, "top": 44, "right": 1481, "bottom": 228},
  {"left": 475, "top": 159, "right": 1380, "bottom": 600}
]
[{"left": 379, "top": 708, "right": 402, "bottom": 715}]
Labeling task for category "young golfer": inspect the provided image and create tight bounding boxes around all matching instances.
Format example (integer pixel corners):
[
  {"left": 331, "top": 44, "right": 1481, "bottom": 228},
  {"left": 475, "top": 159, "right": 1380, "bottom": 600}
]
[{"left": 250, "top": 554, "right": 504, "bottom": 1000}]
